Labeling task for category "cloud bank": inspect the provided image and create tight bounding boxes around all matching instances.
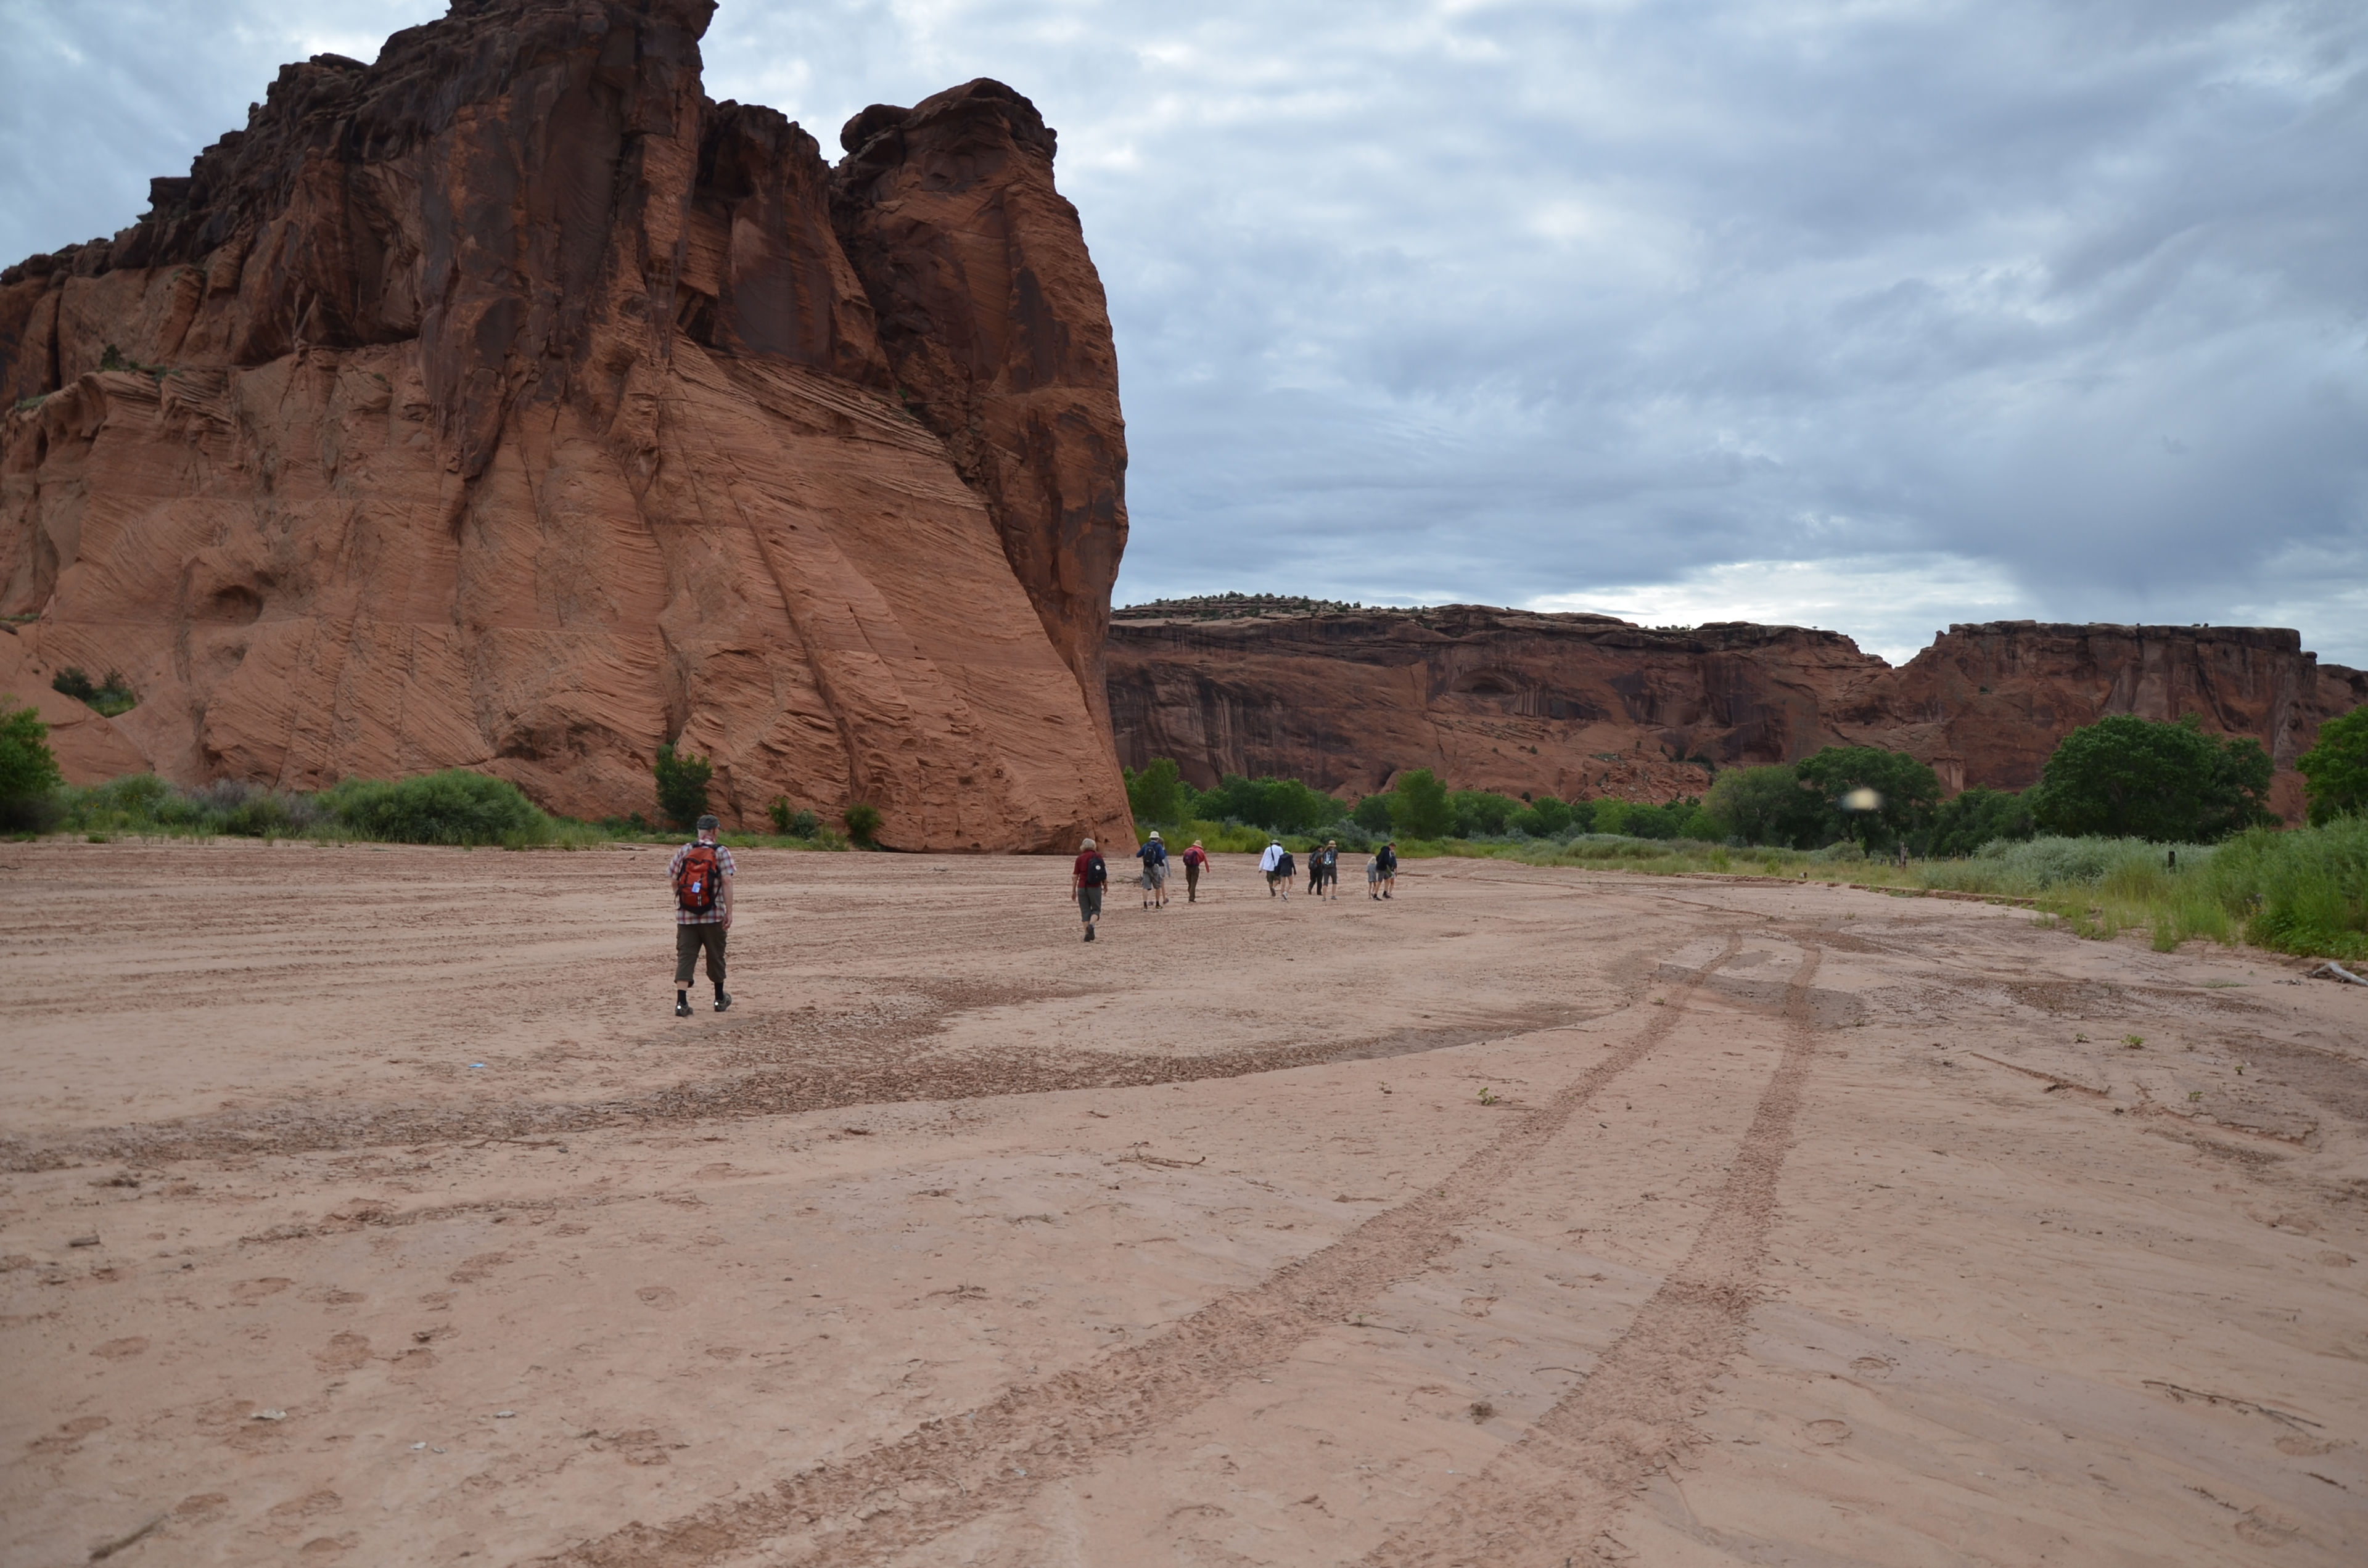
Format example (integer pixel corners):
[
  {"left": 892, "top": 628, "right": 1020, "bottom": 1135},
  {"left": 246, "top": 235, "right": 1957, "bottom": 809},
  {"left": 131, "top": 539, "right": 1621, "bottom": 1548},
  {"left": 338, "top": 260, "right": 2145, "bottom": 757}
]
[{"left": 6, "top": 0, "right": 2362, "bottom": 665}]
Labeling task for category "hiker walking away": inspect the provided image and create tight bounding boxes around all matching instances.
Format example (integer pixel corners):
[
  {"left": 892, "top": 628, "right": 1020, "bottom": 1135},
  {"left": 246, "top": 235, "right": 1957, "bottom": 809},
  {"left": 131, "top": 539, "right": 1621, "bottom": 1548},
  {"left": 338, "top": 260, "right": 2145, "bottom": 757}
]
[
  {"left": 1074, "top": 837, "right": 1108, "bottom": 941},
  {"left": 669, "top": 815, "right": 734, "bottom": 1016},
  {"left": 1377, "top": 840, "right": 1399, "bottom": 898},
  {"left": 1259, "top": 837, "right": 1286, "bottom": 897},
  {"left": 1273, "top": 844, "right": 1296, "bottom": 900},
  {"left": 1305, "top": 842, "right": 1323, "bottom": 895},
  {"left": 1182, "top": 839, "right": 1210, "bottom": 902},
  {"left": 1138, "top": 829, "right": 1170, "bottom": 909},
  {"left": 1317, "top": 839, "right": 1341, "bottom": 899},
  {"left": 1365, "top": 848, "right": 1385, "bottom": 899}
]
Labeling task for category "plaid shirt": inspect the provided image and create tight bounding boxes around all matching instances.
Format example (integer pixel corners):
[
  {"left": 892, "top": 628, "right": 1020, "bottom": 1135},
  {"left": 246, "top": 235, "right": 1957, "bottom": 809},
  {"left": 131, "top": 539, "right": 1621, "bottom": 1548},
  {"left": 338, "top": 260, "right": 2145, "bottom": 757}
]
[{"left": 667, "top": 840, "right": 736, "bottom": 924}]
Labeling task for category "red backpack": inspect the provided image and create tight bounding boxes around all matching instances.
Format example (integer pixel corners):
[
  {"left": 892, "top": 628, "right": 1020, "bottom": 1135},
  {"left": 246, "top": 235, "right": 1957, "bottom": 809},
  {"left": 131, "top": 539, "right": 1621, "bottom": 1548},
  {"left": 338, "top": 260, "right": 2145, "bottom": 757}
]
[{"left": 675, "top": 843, "right": 722, "bottom": 913}]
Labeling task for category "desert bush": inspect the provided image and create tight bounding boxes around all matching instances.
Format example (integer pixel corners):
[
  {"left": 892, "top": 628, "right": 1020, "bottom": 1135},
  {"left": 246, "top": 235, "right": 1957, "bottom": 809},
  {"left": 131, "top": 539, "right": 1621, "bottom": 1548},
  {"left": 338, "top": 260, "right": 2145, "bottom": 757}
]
[
  {"left": 327, "top": 770, "right": 548, "bottom": 845},
  {"left": 2297, "top": 705, "right": 2368, "bottom": 826},
  {"left": 1924, "top": 785, "right": 2035, "bottom": 857},
  {"left": 1351, "top": 793, "right": 1396, "bottom": 832},
  {"left": 1797, "top": 745, "right": 1941, "bottom": 850},
  {"left": 1, "top": 699, "right": 64, "bottom": 829},
  {"left": 51, "top": 666, "right": 137, "bottom": 717},
  {"left": 766, "top": 797, "right": 823, "bottom": 838},
  {"left": 1447, "top": 789, "right": 1523, "bottom": 837},
  {"left": 2031, "top": 713, "right": 2274, "bottom": 842},
  {"left": 1124, "top": 757, "right": 1191, "bottom": 826},
  {"left": 652, "top": 742, "right": 712, "bottom": 829},
  {"left": 1386, "top": 768, "right": 1454, "bottom": 840},
  {"left": 844, "top": 802, "right": 883, "bottom": 845},
  {"left": 1192, "top": 773, "right": 1340, "bottom": 835}
]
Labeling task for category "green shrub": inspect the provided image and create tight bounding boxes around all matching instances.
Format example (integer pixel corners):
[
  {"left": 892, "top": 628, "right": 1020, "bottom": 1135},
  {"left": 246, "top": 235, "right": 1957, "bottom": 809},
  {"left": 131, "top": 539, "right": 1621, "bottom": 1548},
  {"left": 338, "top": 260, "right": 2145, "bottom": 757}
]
[
  {"left": 1389, "top": 768, "right": 1454, "bottom": 839},
  {"left": 1925, "top": 785, "right": 2035, "bottom": 857},
  {"left": 1, "top": 699, "right": 64, "bottom": 822},
  {"left": 2032, "top": 713, "right": 2274, "bottom": 842},
  {"left": 1191, "top": 773, "right": 1340, "bottom": 834},
  {"left": 1447, "top": 789, "right": 1523, "bottom": 837},
  {"left": 51, "top": 667, "right": 137, "bottom": 717},
  {"left": 327, "top": 770, "right": 548, "bottom": 845},
  {"left": 1351, "top": 793, "right": 1396, "bottom": 832},
  {"left": 1797, "top": 745, "right": 1941, "bottom": 850},
  {"left": 653, "top": 742, "right": 712, "bottom": 829},
  {"left": 844, "top": 802, "right": 883, "bottom": 845},
  {"left": 766, "top": 796, "right": 823, "bottom": 837},
  {"left": 1124, "top": 757, "right": 1190, "bottom": 826},
  {"left": 1703, "top": 763, "right": 1827, "bottom": 847},
  {"left": 2297, "top": 705, "right": 2368, "bottom": 826}
]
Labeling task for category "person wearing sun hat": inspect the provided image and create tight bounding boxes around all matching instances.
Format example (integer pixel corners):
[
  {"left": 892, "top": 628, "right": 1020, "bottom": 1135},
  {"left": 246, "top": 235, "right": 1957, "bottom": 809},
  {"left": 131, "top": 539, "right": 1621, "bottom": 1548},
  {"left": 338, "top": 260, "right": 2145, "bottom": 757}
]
[{"left": 1136, "top": 829, "right": 1170, "bottom": 909}]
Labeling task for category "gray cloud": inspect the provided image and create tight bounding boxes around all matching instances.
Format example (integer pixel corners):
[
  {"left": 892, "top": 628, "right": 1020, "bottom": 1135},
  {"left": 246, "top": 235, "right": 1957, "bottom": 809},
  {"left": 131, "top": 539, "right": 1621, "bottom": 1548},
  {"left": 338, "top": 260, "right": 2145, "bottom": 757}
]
[{"left": 7, "top": 0, "right": 2362, "bottom": 663}]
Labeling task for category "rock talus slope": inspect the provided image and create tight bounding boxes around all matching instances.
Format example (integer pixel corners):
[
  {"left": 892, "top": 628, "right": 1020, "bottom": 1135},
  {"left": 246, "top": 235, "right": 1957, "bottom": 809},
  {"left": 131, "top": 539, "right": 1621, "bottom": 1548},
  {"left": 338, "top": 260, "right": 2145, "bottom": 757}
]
[
  {"left": 0, "top": 0, "right": 1131, "bottom": 850},
  {"left": 1108, "top": 604, "right": 2367, "bottom": 819}
]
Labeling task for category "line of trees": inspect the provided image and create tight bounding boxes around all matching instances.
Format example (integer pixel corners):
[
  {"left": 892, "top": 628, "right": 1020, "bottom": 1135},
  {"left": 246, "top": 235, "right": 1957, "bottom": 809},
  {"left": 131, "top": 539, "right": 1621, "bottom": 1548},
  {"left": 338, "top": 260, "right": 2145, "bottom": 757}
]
[{"left": 1126, "top": 706, "right": 2364, "bottom": 854}]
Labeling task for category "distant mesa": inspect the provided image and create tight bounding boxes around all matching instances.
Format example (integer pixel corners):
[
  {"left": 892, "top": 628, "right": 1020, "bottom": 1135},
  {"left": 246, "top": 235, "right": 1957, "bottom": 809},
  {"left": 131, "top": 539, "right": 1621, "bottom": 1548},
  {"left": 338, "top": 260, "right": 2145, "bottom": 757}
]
[
  {"left": 0, "top": 0, "right": 1130, "bottom": 852},
  {"left": 1108, "top": 601, "right": 2365, "bottom": 823}
]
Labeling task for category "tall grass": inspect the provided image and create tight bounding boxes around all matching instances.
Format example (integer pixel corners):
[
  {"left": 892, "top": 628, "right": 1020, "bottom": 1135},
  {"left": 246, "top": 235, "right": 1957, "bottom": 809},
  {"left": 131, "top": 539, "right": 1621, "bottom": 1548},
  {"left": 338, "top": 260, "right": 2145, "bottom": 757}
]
[{"left": 1373, "top": 820, "right": 2367, "bottom": 960}]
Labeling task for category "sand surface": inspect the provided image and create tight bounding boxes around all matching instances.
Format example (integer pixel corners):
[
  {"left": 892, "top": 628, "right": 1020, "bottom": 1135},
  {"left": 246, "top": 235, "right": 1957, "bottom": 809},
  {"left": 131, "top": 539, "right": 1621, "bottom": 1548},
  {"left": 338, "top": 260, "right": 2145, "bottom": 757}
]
[{"left": 2, "top": 841, "right": 2364, "bottom": 1566}]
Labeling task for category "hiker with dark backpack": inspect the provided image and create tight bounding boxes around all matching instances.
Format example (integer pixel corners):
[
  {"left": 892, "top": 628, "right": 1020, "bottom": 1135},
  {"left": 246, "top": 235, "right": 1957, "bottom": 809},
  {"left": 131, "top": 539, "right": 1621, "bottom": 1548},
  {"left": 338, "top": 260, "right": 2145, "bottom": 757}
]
[
  {"left": 1073, "top": 837, "right": 1109, "bottom": 942},
  {"left": 1137, "top": 829, "right": 1170, "bottom": 909},
  {"left": 668, "top": 815, "right": 734, "bottom": 1016}
]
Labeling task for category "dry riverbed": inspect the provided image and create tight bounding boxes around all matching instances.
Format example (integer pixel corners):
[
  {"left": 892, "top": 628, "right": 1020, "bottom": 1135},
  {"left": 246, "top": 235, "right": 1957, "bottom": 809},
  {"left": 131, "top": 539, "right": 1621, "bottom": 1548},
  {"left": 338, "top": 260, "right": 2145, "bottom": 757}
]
[{"left": 2, "top": 842, "right": 2363, "bottom": 1566}]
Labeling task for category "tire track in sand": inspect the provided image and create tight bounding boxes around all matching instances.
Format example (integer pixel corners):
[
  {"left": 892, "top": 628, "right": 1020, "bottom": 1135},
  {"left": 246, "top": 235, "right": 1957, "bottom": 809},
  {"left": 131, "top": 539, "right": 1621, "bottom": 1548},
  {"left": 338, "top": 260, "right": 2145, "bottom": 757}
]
[
  {"left": 1362, "top": 941, "right": 1827, "bottom": 1568},
  {"left": 548, "top": 935, "right": 1744, "bottom": 1568}
]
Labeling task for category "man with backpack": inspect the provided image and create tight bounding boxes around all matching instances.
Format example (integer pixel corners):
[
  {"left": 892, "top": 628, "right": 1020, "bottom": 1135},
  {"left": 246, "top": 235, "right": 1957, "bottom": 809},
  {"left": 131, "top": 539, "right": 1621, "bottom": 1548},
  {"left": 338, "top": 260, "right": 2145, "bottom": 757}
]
[
  {"left": 1137, "top": 830, "right": 1170, "bottom": 909},
  {"left": 1181, "top": 839, "right": 1210, "bottom": 902},
  {"left": 1259, "top": 837, "right": 1288, "bottom": 898},
  {"left": 1073, "top": 836, "right": 1109, "bottom": 940},
  {"left": 669, "top": 814, "right": 734, "bottom": 1016}
]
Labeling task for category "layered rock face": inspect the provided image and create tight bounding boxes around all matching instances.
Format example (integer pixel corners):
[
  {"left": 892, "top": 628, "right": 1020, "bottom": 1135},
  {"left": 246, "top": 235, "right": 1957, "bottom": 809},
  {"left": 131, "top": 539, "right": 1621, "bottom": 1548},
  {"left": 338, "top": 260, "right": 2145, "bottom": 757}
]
[
  {"left": 1108, "top": 604, "right": 2367, "bottom": 821},
  {"left": 0, "top": 0, "right": 1132, "bottom": 850}
]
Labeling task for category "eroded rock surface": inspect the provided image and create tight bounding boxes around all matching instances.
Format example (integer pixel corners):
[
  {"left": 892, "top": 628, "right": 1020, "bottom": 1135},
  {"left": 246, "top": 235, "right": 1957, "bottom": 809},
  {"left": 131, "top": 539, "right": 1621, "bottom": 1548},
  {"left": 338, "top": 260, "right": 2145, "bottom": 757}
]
[
  {"left": 1108, "top": 603, "right": 2366, "bottom": 818},
  {"left": 0, "top": 0, "right": 1130, "bottom": 850}
]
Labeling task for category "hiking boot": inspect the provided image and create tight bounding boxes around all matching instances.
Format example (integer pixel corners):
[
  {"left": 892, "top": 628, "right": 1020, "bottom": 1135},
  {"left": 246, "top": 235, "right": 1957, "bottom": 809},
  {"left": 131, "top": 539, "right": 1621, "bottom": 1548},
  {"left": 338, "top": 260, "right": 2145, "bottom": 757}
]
[
  {"left": 713, "top": 991, "right": 733, "bottom": 1012},
  {"left": 674, "top": 996, "right": 692, "bottom": 1017},
  {"left": 1084, "top": 925, "right": 1096, "bottom": 942}
]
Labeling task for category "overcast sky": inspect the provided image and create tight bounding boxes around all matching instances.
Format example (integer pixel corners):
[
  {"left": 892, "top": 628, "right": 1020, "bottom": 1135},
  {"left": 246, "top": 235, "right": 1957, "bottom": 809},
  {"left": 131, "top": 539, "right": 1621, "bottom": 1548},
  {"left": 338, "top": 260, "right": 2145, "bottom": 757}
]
[{"left": 6, "top": 1, "right": 2363, "bottom": 664}]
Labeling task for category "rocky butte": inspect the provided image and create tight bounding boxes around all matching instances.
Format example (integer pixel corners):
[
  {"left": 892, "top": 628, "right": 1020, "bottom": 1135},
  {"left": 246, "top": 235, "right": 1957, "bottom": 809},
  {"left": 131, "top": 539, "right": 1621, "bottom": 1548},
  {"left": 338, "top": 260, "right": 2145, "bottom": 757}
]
[
  {"left": 1108, "top": 600, "right": 2368, "bottom": 823},
  {"left": 0, "top": 0, "right": 1131, "bottom": 852}
]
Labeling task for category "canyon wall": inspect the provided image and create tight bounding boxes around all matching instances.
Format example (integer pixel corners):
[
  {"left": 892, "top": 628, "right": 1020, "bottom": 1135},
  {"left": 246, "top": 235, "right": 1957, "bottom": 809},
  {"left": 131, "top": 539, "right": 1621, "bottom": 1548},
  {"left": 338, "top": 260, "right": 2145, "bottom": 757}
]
[
  {"left": 1108, "top": 603, "right": 2368, "bottom": 822},
  {"left": 0, "top": 0, "right": 1131, "bottom": 850}
]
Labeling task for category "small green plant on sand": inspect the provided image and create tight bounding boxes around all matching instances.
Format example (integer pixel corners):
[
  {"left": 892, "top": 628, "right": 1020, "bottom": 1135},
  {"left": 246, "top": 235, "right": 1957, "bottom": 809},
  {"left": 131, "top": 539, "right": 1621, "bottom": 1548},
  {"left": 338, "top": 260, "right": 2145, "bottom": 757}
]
[{"left": 1477, "top": 1087, "right": 1500, "bottom": 1106}]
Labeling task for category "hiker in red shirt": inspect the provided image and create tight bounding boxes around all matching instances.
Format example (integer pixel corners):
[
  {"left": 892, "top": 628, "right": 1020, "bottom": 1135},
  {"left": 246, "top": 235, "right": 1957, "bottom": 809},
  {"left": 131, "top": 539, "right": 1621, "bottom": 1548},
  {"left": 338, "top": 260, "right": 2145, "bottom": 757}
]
[
  {"left": 1072, "top": 837, "right": 1108, "bottom": 942},
  {"left": 668, "top": 814, "right": 734, "bottom": 1017},
  {"left": 1181, "top": 839, "right": 1210, "bottom": 903}
]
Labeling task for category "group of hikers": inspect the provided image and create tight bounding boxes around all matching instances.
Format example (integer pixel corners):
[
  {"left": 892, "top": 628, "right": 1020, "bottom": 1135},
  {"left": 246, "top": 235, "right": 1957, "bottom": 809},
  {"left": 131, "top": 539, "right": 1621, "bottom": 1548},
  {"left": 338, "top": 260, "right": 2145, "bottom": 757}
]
[
  {"left": 660, "top": 814, "right": 1408, "bottom": 1001},
  {"left": 1066, "top": 833, "right": 1399, "bottom": 941}
]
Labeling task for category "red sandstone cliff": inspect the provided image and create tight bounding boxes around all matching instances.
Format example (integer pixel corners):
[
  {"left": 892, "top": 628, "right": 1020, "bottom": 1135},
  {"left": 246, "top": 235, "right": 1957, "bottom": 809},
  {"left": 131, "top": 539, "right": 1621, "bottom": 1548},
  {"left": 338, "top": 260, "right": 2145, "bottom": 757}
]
[
  {"left": 0, "top": 0, "right": 1130, "bottom": 851},
  {"left": 1107, "top": 603, "right": 2367, "bottom": 823}
]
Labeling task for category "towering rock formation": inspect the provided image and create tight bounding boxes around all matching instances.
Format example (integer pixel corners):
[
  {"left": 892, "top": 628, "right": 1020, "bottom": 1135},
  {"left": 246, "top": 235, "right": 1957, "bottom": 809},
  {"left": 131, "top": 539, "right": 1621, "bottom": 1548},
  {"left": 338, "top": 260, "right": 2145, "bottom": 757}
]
[
  {"left": 1108, "top": 602, "right": 2367, "bottom": 822},
  {"left": 0, "top": 0, "right": 1132, "bottom": 850}
]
